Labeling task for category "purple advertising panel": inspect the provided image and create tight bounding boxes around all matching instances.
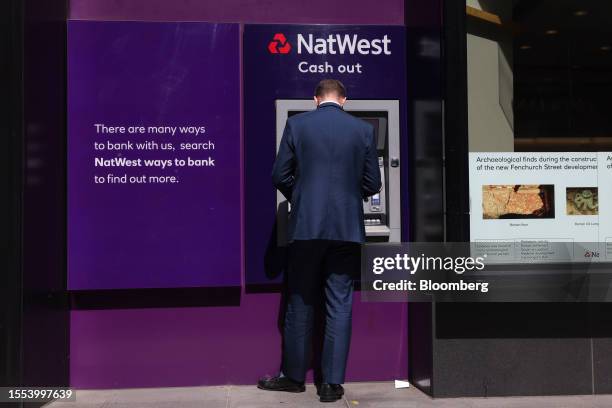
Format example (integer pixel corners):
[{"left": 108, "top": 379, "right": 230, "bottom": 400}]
[
  {"left": 68, "top": 21, "right": 241, "bottom": 289},
  {"left": 244, "top": 25, "right": 407, "bottom": 285}
]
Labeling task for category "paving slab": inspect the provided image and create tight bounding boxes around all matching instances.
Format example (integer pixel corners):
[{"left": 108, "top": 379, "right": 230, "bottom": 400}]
[{"left": 43, "top": 382, "right": 612, "bottom": 408}]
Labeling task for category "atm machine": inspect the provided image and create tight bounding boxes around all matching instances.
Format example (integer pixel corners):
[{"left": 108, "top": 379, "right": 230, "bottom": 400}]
[{"left": 275, "top": 100, "right": 401, "bottom": 245}]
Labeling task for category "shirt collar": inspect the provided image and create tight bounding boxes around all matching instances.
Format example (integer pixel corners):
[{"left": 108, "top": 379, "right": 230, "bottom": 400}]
[{"left": 319, "top": 100, "right": 341, "bottom": 106}]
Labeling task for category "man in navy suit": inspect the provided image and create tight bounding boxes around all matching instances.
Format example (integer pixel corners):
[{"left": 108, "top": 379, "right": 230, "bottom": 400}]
[{"left": 258, "top": 79, "right": 381, "bottom": 402}]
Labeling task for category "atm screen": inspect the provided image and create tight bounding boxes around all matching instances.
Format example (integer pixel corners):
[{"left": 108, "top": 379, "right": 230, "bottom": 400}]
[
  {"left": 288, "top": 110, "right": 387, "bottom": 151},
  {"left": 362, "top": 118, "right": 381, "bottom": 148},
  {"left": 360, "top": 117, "right": 387, "bottom": 151}
]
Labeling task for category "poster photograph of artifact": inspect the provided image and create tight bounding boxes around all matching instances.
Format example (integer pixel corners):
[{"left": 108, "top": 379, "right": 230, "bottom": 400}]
[
  {"left": 566, "top": 187, "right": 599, "bottom": 216},
  {"left": 482, "top": 185, "right": 555, "bottom": 220}
]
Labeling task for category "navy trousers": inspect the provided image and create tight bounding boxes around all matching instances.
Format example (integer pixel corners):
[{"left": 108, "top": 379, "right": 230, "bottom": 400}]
[{"left": 282, "top": 239, "right": 360, "bottom": 385}]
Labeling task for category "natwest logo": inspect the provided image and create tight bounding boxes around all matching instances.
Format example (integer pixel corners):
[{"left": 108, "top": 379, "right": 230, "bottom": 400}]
[
  {"left": 268, "top": 33, "right": 292, "bottom": 54},
  {"left": 297, "top": 33, "right": 392, "bottom": 55},
  {"left": 584, "top": 250, "right": 600, "bottom": 258}
]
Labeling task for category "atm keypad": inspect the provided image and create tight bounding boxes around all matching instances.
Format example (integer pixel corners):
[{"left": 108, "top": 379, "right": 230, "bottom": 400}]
[{"left": 364, "top": 216, "right": 383, "bottom": 225}]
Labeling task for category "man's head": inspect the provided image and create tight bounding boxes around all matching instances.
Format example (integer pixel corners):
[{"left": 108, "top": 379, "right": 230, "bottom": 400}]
[{"left": 314, "top": 79, "right": 347, "bottom": 107}]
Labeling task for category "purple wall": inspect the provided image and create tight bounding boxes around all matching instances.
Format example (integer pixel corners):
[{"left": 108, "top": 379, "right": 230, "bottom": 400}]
[
  {"left": 69, "top": 0, "right": 404, "bottom": 25},
  {"left": 68, "top": 0, "right": 409, "bottom": 389},
  {"left": 71, "top": 293, "right": 408, "bottom": 388}
]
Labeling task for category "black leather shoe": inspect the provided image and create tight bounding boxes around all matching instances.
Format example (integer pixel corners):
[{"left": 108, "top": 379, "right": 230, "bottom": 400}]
[
  {"left": 257, "top": 375, "right": 305, "bottom": 393},
  {"left": 318, "top": 383, "right": 344, "bottom": 402}
]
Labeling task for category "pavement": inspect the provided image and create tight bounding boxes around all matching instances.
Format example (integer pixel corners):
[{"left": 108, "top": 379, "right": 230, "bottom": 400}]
[{"left": 44, "top": 382, "right": 612, "bottom": 408}]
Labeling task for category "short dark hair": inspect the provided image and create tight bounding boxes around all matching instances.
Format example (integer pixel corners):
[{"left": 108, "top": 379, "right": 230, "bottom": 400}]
[{"left": 314, "top": 79, "right": 347, "bottom": 98}]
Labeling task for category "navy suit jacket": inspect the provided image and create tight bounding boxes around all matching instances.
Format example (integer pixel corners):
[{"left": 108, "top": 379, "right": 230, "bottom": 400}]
[{"left": 272, "top": 102, "right": 382, "bottom": 243}]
